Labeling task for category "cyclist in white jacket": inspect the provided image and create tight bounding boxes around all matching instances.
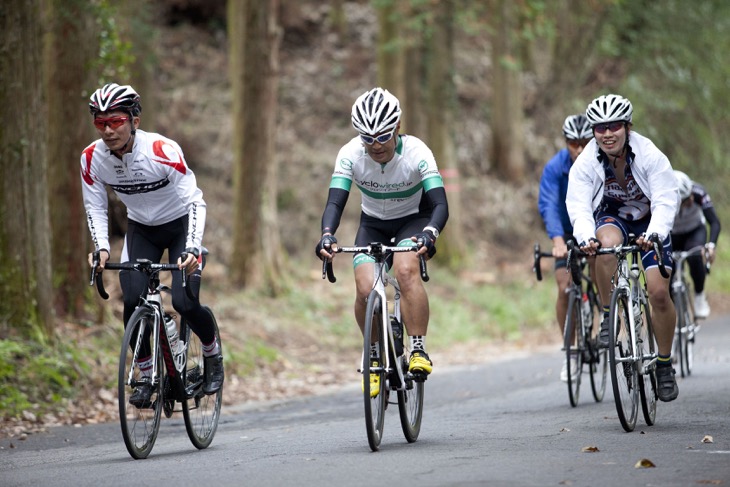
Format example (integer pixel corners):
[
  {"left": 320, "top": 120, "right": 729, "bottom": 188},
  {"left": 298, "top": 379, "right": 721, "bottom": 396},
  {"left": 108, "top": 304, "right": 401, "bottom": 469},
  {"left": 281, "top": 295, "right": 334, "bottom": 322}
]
[
  {"left": 82, "top": 83, "right": 224, "bottom": 405},
  {"left": 566, "top": 94, "right": 680, "bottom": 402}
]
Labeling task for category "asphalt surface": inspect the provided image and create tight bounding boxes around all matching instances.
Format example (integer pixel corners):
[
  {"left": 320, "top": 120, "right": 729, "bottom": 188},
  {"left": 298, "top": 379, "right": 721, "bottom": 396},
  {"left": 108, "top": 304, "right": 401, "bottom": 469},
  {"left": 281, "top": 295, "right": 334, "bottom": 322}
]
[{"left": 2, "top": 315, "right": 729, "bottom": 486}]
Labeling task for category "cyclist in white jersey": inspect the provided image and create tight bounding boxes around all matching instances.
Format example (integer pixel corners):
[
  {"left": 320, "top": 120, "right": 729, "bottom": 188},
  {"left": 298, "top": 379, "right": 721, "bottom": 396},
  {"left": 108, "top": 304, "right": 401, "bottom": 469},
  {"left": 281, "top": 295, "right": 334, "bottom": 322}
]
[
  {"left": 81, "top": 83, "right": 223, "bottom": 405},
  {"left": 566, "top": 94, "right": 680, "bottom": 402},
  {"left": 316, "top": 88, "right": 449, "bottom": 395}
]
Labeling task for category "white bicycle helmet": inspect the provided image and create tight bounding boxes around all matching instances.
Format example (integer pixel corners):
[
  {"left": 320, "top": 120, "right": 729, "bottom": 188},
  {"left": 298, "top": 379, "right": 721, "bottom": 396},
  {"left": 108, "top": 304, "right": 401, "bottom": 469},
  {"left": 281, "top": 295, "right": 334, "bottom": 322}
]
[
  {"left": 674, "top": 170, "right": 693, "bottom": 200},
  {"left": 585, "top": 94, "right": 633, "bottom": 126},
  {"left": 351, "top": 88, "right": 401, "bottom": 135},
  {"left": 89, "top": 83, "right": 141, "bottom": 116},
  {"left": 562, "top": 114, "right": 593, "bottom": 140}
]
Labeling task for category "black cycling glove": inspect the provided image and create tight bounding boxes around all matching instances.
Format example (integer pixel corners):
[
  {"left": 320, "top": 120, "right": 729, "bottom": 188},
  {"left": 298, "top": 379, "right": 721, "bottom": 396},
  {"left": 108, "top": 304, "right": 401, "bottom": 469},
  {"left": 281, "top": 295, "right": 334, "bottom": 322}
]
[
  {"left": 315, "top": 235, "right": 337, "bottom": 260},
  {"left": 413, "top": 230, "right": 437, "bottom": 258}
]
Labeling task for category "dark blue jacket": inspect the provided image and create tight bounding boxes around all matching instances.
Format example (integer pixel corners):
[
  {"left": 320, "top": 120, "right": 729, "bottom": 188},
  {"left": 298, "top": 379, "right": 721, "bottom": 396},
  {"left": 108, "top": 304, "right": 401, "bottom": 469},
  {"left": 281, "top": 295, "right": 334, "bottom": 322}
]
[{"left": 538, "top": 148, "right": 573, "bottom": 239}]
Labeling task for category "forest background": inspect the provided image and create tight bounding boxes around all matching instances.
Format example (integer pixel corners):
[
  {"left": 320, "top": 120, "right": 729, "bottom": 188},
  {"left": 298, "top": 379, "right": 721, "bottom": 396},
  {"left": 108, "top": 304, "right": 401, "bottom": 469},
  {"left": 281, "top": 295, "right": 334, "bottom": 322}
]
[{"left": 1, "top": 0, "right": 729, "bottom": 433}]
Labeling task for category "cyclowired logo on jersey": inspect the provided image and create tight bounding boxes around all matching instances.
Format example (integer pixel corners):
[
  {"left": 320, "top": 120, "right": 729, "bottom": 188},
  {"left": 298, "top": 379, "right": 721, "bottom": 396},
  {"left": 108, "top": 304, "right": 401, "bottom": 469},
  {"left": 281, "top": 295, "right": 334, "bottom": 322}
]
[{"left": 357, "top": 179, "right": 414, "bottom": 191}]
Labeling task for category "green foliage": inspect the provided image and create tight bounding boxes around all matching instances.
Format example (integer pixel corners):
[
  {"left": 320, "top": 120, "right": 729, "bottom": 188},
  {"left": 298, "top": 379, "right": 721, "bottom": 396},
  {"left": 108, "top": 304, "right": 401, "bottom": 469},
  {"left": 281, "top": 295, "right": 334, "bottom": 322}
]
[
  {"left": 0, "top": 339, "right": 86, "bottom": 419},
  {"left": 90, "top": 0, "right": 136, "bottom": 84},
  {"left": 604, "top": 0, "right": 730, "bottom": 213}
]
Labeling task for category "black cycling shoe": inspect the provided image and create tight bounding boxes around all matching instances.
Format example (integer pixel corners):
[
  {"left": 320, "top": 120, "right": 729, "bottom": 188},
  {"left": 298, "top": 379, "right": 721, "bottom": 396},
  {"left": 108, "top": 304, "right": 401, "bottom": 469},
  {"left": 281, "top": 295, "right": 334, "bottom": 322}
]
[
  {"left": 129, "top": 380, "right": 153, "bottom": 408},
  {"left": 596, "top": 316, "right": 610, "bottom": 349},
  {"left": 203, "top": 354, "right": 225, "bottom": 395},
  {"left": 656, "top": 365, "right": 679, "bottom": 402}
]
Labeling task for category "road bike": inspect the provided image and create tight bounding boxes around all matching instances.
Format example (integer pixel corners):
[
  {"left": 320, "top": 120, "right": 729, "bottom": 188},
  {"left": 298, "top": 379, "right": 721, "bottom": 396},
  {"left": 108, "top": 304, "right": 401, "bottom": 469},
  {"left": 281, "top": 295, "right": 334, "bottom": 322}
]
[
  {"left": 90, "top": 250, "right": 222, "bottom": 459},
  {"left": 533, "top": 243, "right": 607, "bottom": 407},
  {"left": 670, "top": 245, "right": 709, "bottom": 378},
  {"left": 323, "top": 241, "right": 429, "bottom": 451},
  {"left": 569, "top": 235, "right": 669, "bottom": 432}
]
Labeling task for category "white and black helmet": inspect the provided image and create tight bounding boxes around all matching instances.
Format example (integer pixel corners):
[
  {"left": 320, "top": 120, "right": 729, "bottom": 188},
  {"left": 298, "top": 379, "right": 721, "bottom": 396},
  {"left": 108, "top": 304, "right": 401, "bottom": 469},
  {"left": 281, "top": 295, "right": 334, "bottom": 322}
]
[
  {"left": 562, "top": 114, "right": 593, "bottom": 140},
  {"left": 585, "top": 94, "right": 633, "bottom": 126},
  {"left": 89, "top": 83, "right": 141, "bottom": 116},
  {"left": 674, "top": 170, "right": 693, "bottom": 200},
  {"left": 351, "top": 88, "right": 401, "bottom": 135}
]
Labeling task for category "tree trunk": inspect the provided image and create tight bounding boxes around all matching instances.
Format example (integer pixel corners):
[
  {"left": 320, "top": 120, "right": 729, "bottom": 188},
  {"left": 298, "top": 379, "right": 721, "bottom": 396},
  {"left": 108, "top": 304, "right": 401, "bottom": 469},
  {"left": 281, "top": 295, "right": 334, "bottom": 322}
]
[
  {"left": 0, "top": 0, "right": 54, "bottom": 338},
  {"left": 229, "top": 0, "right": 285, "bottom": 291},
  {"left": 490, "top": 0, "right": 525, "bottom": 181},
  {"left": 45, "top": 0, "right": 97, "bottom": 319},
  {"left": 376, "top": 2, "right": 405, "bottom": 101},
  {"left": 426, "top": 0, "right": 466, "bottom": 268}
]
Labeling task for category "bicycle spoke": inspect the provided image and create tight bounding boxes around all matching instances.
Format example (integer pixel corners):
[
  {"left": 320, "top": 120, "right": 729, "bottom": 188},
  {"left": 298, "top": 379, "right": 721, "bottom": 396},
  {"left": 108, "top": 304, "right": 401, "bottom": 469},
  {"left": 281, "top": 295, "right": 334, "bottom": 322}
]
[{"left": 609, "top": 290, "right": 638, "bottom": 432}]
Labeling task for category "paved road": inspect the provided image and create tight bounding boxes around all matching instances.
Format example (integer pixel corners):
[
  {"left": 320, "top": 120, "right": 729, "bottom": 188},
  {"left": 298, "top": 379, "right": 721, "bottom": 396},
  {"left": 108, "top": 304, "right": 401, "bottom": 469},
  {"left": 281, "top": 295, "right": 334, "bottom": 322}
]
[{"left": 2, "top": 316, "right": 729, "bottom": 486}]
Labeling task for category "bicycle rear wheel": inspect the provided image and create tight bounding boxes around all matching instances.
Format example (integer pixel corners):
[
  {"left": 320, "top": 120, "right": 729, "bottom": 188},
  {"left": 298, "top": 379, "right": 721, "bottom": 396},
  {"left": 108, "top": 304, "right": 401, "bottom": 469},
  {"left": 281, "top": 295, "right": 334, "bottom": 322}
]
[
  {"left": 564, "top": 293, "right": 583, "bottom": 407},
  {"left": 118, "top": 306, "right": 163, "bottom": 459},
  {"left": 182, "top": 306, "right": 222, "bottom": 449},
  {"left": 608, "top": 288, "right": 639, "bottom": 432},
  {"left": 363, "top": 290, "right": 386, "bottom": 451},
  {"left": 638, "top": 295, "right": 657, "bottom": 426},
  {"left": 398, "top": 324, "right": 423, "bottom": 442},
  {"left": 586, "top": 290, "right": 607, "bottom": 402}
]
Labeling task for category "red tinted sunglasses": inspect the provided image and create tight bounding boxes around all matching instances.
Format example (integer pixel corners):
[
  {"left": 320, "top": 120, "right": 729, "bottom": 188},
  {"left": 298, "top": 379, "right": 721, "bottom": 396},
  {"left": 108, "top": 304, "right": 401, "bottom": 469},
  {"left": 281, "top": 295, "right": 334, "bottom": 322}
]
[
  {"left": 93, "top": 116, "right": 129, "bottom": 130},
  {"left": 593, "top": 121, "right": 624, "bottom": 134}
]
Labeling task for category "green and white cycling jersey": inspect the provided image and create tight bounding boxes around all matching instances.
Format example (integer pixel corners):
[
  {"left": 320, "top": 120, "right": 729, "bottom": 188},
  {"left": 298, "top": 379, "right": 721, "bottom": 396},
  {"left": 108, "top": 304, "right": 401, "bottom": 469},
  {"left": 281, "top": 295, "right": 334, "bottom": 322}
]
[{"left": 329, "top": 134, "right": 444, "bottom": 220}]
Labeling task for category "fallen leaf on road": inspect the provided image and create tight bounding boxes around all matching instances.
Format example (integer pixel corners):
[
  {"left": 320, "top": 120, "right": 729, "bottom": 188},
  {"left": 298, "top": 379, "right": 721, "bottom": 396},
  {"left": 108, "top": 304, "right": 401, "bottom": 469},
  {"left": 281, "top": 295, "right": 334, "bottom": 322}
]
[
  {"left": 702, "top": 435, "right": 714, "bottom": 443},
  {"left": 560, "top": 428, "right": 570, "bottom": 432},
  {"left": 581, "top": 446, "right": 599, "bottom": 452},
  {"left": 634, "top": 459, "right": 655, "bottom": 468}
]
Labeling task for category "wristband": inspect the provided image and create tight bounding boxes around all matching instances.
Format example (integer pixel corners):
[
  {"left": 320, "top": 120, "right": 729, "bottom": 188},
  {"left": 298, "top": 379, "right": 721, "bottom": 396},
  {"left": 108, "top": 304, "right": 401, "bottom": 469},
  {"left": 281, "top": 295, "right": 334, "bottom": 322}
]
[{"left": 423, "top": 226, "right": 440, "bottom": 238}]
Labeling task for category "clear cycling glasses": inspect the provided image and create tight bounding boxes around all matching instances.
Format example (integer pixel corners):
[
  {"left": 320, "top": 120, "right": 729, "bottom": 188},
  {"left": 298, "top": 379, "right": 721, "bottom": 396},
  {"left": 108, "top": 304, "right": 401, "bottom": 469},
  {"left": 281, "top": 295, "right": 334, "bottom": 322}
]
[
  {"left": 593, "top": 121, "right": 624, "bottom": 134},
  {"left": 93, "top": 116, "right": 129, "bottom": 130},
  {"left": 360, "top": 129, "right": 395, "bottom": 145}
]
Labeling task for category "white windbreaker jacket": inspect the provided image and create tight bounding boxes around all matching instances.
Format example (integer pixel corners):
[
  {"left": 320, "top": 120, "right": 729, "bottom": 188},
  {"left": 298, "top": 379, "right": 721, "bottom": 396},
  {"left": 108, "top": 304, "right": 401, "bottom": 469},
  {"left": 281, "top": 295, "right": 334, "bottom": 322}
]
[{"left": 566, "top": 131, "right": 679, "bottom": 246}]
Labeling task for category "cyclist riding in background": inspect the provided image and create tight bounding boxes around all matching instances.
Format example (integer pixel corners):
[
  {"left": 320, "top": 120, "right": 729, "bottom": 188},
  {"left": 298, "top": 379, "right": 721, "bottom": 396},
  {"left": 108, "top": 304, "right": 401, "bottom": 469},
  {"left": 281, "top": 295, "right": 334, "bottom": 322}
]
[
  {"left": 672, "top": 170, "right": 721, "bottom": 318},
  {"left": 538, "top": 114, "right": 594, "bottom": 383},
  {"left": 566, "top": 94, "right": 680, "bottom": 402},
  {"left": 81, "top": 83, "right": 224, "bottom": 406},
  {"left": 315, "top": 87, "right": 449, "bottom": 395}
]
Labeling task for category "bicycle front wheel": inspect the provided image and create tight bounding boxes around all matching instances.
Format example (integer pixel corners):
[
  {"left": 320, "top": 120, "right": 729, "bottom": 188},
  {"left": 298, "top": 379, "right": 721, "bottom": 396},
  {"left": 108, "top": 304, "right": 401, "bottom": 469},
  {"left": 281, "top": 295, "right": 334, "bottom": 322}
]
[
  {"left": 638, "top": 295, "right": 657, "bottom": 426},
  {"left": 585, "top": 287, "right": 607, "bottom": 402},
  {"left": 608, "top": 288, "right": 639, "bottom": 432},
  {"left": 182, "top": 306, "right": 222, "bottom": 449},
  {"left": 398, "top": 324, "right": 423, "bottom": 442},
  {"left": 363, "top": 290, "right": 386, "bottom": 451},
  {"left": 118, "top": 306, "right": 163, "bottom": 459},
  {"left": 676, "top": 288, "right": 694, "bottom": 377},
  {"left": 564, "top": 293, "right": 583, "bottom": 407}
]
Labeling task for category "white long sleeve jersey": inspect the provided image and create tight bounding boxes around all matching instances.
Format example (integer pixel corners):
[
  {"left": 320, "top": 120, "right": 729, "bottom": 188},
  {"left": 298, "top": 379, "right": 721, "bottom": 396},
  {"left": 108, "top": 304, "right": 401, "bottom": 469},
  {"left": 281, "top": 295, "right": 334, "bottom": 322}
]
[{"left": 80, "top": 129, "right": 207, "bottom": 253}]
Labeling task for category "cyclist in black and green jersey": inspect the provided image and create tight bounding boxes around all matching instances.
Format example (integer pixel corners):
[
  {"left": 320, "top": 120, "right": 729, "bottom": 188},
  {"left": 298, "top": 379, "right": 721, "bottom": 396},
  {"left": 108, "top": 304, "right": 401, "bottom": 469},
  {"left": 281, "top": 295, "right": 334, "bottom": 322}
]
[{"left": 315, "top": 88, "right": 449, "bottom": 395}]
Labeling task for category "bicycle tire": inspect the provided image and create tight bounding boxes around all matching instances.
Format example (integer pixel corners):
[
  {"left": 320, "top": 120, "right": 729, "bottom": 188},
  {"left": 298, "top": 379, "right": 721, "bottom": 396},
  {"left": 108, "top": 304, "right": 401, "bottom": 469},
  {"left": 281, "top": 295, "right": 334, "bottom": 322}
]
[
  {"left": 637, "top": 294, "right": 657, "bottom": 426},
  {"left": 363, "top": 290, "right": 386, "bottom": 451},
  {"left": 182, "top": 306, "right": 222, "bottom": 449},
  {"left": 679, "top": 289, "right": 694, "bottom": 377},
  {"left": 587, "top": 288, "right": 607, "bottom": 402},
  {"left": 397, "top": 323, "right": 423, "bottom": 443},
  {"left": 673, "top": 288, "right": 687, "bottom": 378},
  {"left": 118, "top": 306, "right": 163, "bottom": 459},
  {"left": 564, "top": 293, "right": 582, "bottom": 407},
  {"left": 608, "top": 288, "right": 639, "bottom": 432}
]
